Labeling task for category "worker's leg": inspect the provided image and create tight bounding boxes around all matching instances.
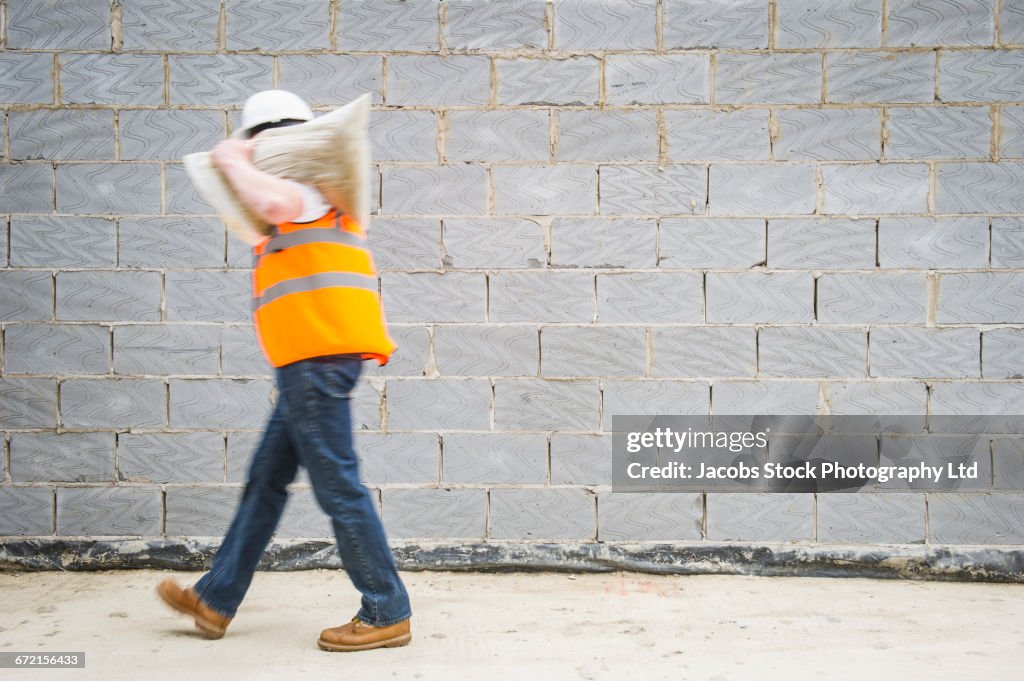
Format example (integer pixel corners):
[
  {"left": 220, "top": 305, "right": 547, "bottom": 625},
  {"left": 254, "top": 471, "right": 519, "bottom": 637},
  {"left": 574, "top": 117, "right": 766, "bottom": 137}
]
[
  {"left": 277, "top": 355, "right": 412, "bottom": 627},
  {"left": 192, "top": 397, "right": 300, "bottom": 618}
]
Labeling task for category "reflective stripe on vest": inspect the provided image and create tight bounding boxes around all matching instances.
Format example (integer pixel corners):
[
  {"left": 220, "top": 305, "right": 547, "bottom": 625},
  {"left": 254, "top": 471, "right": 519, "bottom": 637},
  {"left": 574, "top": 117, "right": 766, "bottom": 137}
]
[{"left": 256, "top": 270, "right": 378, "bottom": 308}]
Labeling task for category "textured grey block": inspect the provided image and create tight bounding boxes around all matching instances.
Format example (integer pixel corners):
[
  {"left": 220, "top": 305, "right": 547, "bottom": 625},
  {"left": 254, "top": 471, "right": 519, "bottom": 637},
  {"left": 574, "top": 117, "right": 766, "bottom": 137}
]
[
  {"left": 0, "top": 487, "right": 53, "bottom": 536},
  {"left": 278, "top": 55, "right": 382, "bottom": 105},
  {"left": 881, "top": 436, "right": 992, "bottom": 491},
  {"left": 599, "top": 165, "right": 705, "bottom": 215},
  {"left": 489, "top": 272, "right": 594, "bottom": 323},
  {"left": 871, "top": 327, "right": 979, "bottom": 378},
  {"left": 367, "top": 218, "right": 441, "bottom": 270},
  {"left": 381, "top": 272, "right": 484, "bottom": 322},
  {"left": 888, "top": 0, "right": 994, "bottom": 46},
  {"left": 827, "top": 51, "right": 935, "bottom": 103},
  {"left": 5, "top": 323, "right": 109, "bottom": 375},
  {"left": 445, "top": 0, "right": 547, "bottom": 50},
  {"left": 759, "top": 327, "right": 867, "bottom": 378},
  {"left": 10, "top": 216, "right": 116, "bottom": 267},
  {"left": 886, "top": 106, "right": 990, "bottom": 159},
  {"left": 9, "top": 110, "right": 114, "bottom": 160},
  {"left": 443, "top": 432, "right": 547, "bottom": 483},
  {"left": 768, "top": 218, "right": 875, "bottom": 269},
  {"left": 599, "top": 493, "right": 703, "bottom": 541},
  {"left": 119, "top": 217, "right": 225, "bottom": 269},
  {"left": 382, "top": 489, "right": 485, "bottom": 540},
  {"left": 170, "top": 379, "right": 273, "bottom": 429},
  {"left": 387, "top": 56, "right": 490, "bottom": 106},
  {"left": 665, "top": 109, "right": 770, "bottom": 161},
  {"left": 56, "top": 164, "right": 161, "bottom": 215},
  {"left": 937, "top": 273, "right": 1024, "bottom": 323},
  {"left": 356, "top": 432, "right": 438, "bottom": 484},
  {"left": 226, "top": 431, "right": 262, "bottom": 483},
  {"left": 709, "top": 164, "right": 816, "bottom": 215},
  {"left": 61, "top": 54, "right": 163, "bottom": 105},
  {"left": 879, "top": 217, "right": 988, "bottom": 269},
  {"left": 57, "top": 271, "right": 161, "bottom": 322},
  {"left": 276, "top": 491, "right": 331, "bottom": 539},
  {"left": 936, "top": 162, "right": 1024, "bottom": 213},
  {"left": 822, "top": 163, "right": 929, "bottom": 214},
  {"left": 707, "top": 493, "right": 813, "bottom": 541},
  {"left": 226, "top": 0, "right": 329, "bottom": 49},
  {"left": 716, "top": 53, "right": 822, "bottom": 104},
  {"left": 596, "top": 272, "right": 702, "bottom": 323},
  {"left": 443, "top": 218, "right": 545, "bottom": 269},
  {"left": 370, "top": 111, "right": 436, "bottom": 162},
  {"left": 929, "top": 494, "right": 1024, "bottom": 544},
  {"left": 0, "top": 378, "right": 57, "bottom": 427},
  {"left": 818, "top": 273, "right": 927, "bottom": 323},
  {"left": 1003, "top": 106, "right": 1024, "bottom": 158},
  {"left": 712, "top": 380, "right": 820, "bottom": 414},
  {"left": 931, "top": 382, "right": 1024, "bottom": 416},
  {"left": 114, "top": 324, "right": 220, "bottom": 376},
  {"left": 170, "top": 55, "right": 274, "bottom": 106},
  {"left": 541, "top": 326, "right": 646, "bottom": 378},
  {"left": 337, "top": 0, "right": 440, "bottom": 51},
  {"left": 774, "top": 109, "right": 881, "bottom": 161},
  {"left": 0, "top": 164, "right": 53, "bottom": 213},
  {"left": 8, "top": 0, "right": 109, "bottom": 49},
  {"left": 61, "top": 378, "right": 166, "bottom": 428},
  {"left": 490, "top": 488, "right": 595, "bottom": 540},
  {"left": 0, "top": 271, "right": 53, "bottom": 322},
  {"left": 447, "top": 110, "right": 549, "bottom": 162},
  {"left": 494, "top": 379, "right": 600, "bottom": 431},
  {"left": 556, "top": 111, "right": 657, "bottom": 162},
  {"left": 359, "top": 382, "right": 387, "bottom": 428},
  {"left": 776, "top": 0, "right": 881, "bottom": 48},
  {"left": 553, "top": 0, "right": 656, "bottom": 50},
  {"left": 993, "top": 439, "right": 1024, "bottom": 490},
  {"left": 366, "top": 325, "right": 431, "bottom": 378},
  {"left": 663, "top": 0, "right": 768, "bottom": 48},
  {"left": 551, "top": 434, "right": 612, "bottom": 485},
  {"left": 166, "top": 487, "right": 240, "bottom": 536},
  {"left": 380, "top": 165, "right": 486, "bottom": 215},
  {"left": 606, "top": 54, "right": 710, "bottom": 105},
  {"left": 706, "top": 272, "right": 813, "bottom": 323},
  {"left": 386, "top": 379, "right": 491, "bottom": 430},
  {"left": 221, "top": 325, "right": 269, "bottom": 377},
  {"left": 825, "top": 381, "right": 927, "bottom": 416},
  {"left": 660, "top": 218, "right": 766, "bottom": 268},
  {"left": 166, "top": 271, "right": 251, "bottom": 323},
  {"left": 122, "top": 0, "right": 220, "bottom": 50},
  {"left": 10, "top": 432, "right": 114, "bottom": 483},
  {"left": 817, "top": 494, "right": 925, "bottom": 544},
  {"left": 58, "top": 487, "right": 161, "bottom": 536},
  {"left": 434, "top": 325, "right": 537, "bottom": 377},
  {"left": 0, "top": 52, "right": 54, "bottom": 104},
  {"left": 651, "top": 327, "right": 757, "bottom": 378},
  {"left": 983, "top": 328, "right": 1024, "bottom": 379},
  {"left": 1005, "top": 0, "right": 1024, "bottom": 43},
  {"left": 551, "top": 218, "right": 656, "bottom": 268},
  {"left": 165, "top": 163, "right": 213, "bottom": 215},
  {"left": 120, "top": 433, "right": 225, "bottom": 484},
  {"left": 227, "top": 232, "right": 253, "bottom": 268},
  {"left": 119, "top": 111, "right": 224, "bottom": 161},
  {"left": 497, "top": 58, "right": 600, "bottom": 105},
  {"left": 602, "top": 380, "right": 708, "bottom": 426},
  {"left": 493, "top": 165, "right": 597, "bottom": 215}
]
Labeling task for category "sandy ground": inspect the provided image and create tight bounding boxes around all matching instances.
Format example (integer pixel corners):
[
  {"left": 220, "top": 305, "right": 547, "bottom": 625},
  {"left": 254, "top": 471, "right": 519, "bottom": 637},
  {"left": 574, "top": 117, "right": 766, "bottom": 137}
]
[{"left": 0, "top": 569, "right": 1021, "bottom": 681}]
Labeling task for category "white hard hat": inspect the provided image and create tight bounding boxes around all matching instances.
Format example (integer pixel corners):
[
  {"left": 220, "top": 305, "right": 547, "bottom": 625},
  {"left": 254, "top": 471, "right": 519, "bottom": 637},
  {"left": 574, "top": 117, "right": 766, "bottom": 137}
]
[{"left": 234, "top": 90, "right": 314, "bottom": 138}]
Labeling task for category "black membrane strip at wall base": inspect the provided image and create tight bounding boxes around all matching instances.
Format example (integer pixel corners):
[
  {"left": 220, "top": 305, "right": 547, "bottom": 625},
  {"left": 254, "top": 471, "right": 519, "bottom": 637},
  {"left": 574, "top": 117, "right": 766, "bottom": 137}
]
[{"left": 1, "top": 540, "right": 1023, "bottom": 583}]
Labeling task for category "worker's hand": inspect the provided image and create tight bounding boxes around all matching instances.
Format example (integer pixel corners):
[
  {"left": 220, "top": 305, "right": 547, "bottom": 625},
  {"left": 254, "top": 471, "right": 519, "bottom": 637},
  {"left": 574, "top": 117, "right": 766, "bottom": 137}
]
[{"left": 211, "top": 139, "right": 254, "bottom": 171}]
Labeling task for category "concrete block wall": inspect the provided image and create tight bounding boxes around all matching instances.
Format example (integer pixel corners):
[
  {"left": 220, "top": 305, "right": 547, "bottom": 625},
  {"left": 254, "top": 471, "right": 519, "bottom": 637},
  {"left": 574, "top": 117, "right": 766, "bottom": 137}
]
[{"left": 2, "top": 0, "right": 1024, "bottom": 555}]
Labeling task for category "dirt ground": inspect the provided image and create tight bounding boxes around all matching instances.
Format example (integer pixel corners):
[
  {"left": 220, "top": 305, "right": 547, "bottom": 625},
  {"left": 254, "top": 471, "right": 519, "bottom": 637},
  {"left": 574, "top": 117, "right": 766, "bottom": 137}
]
[{"left": 0, "top": 569, "right": 1021, "bottom": 680}]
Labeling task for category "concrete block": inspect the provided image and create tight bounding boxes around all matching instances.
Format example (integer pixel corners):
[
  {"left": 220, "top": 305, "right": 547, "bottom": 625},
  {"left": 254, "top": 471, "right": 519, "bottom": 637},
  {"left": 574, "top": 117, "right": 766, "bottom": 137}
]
[
  {"left": 61, "top": 54, "right": 163, "bottom": 105},
  {"left": 226, "top": 432, "right": 262, "bottom": 483},
  {"left": 825, "top": 381, "right": 927, "bottom": 416},
  {"left": 716, "top": 53, "right": 821, "bottom": 104},
  {"left": 818, "top": 493, "right": 925, "bottom": 543},
  {"left": 712, "top": 380, "right": 820, "bottom": 415},
  {"left": 540, "top": 326, "right": 646, "bottom": 378},
  {"left": 119, "top": 110, "right": 224, "bottom": 161},
  {"left": 122, "top": 0, "right": 220, "bottom": 50},
  {"left": 365, "top": 325, "right": 431, "bottom": 378},
  {"left": 337, "top": 0, "right": 440, "bottom": 51},
  {"left": 221, "top": 325, "right": 270, "bottom": 377},
  {"left": 936, "top": 162, "right": 1024, "bottom": 213},
  {"left": 993, "top": 439, "right": 1024, "bottom": 490},
  {"left": 768, "top": 218, "right": 875, "bottom": 269},
  {"left": 0, "top": 52, "right": 54, "bottom": 104},
  {"left": 0, "top": 164, "right": 53, "bottom": 213},
  {"left": 370, "top": 111, "right": 436, "bottom": 162},
  {"left": 550, "top": 218, "right": 656, "bottom": 268},
  {"left": 983, "top": 328, "right": 1024, "bottom": 378},
  {"left": 707, "top": 493, "right": 813, "bottom": 541},
  {"left": 7, "top": 0, "right": 109, "bottom": 49},
  {"left": 497, "top": 57, "right": 599, "bottom": 105},
  {"left": 57, "top": 271, "right": 160, "bottom": 322},
  {"left": 709, "top": 164, "right": 816, "bottom": 215},
  {"left": 9, "top": 110, "right": 114, "bottom": 161},
  {"left": 929, "top": 493, "right": 1024, "bottom": 544},
  {"left": 599, "top": 165, "right": 706, "bottom": 215},
  {"left": 659, "top": 218, "right": 766, "bottom": 268},
  {"left": 817, "top": 273, "right": 927, "bottom": 323},
  {"left": 382, "top": 489, "right": 486, "bottom": 540},
  {"left": 381, "top": 272, "right": 484, "bottom": 322},
  {"left": 930, "top": 382, "right": 1024, "bottom": 416},
  {"left": 553, "top": 0, "right": 656, "bottom": 50},
  {"left": 119, "top": 433, "right": 225, "bottom": 484},
  {"left": 489, "top": 272, "right": 594, "bottom": 323},
  {"left": 1005, "top": 0, "right": 1024, "bottom": 43},
  {"left": 774, "top": 108, "right": 881, "bottom": 160},
  {"left": 880, "top": 436, "right": 992, "bottom": 491},
  {"left": 276, "top": 491, "right": 331, "bottom": 539},
  {"left": 58, "top": 487, "right": 162, "bottom": 536},
  {"left": 165, "top": 164, "right": 213, "bottom": 215},
  {"left": 776, "top": 0, "right": 881, "bottom": 48},
  {"left": 598, "top": 493, "right": 703, "bottom": 541},
  {"left": 166, "top": 487, "right": 240, "bottom": 536},
  {"left": 663, "top": 0, "right": 768, "bottom": 48},
  {"left": 823, "top": 162, "right": 929, "bottom": 214},
  {"left": 356, "top": 432, "right": 438, "bottom": 484},
  {"left": 10, "top": 216, "right": 116, "bottom": 267},
  {"left": 443, "top": 218, "right": 546, "bottom": 269},
  {"left": 493, "top": 165, "right": 596, "bottom": 215},
  {"left": 490, "top": 488, "right": 595, "bottom": 540},
  {"left": 447, "top": 110, "right": 549, "bottom": 162},
  {"left": 706, "top": 272, "right": 813, "bottom": 323},
  {"left": 0, "top": 271, "right": 52, "bottom": 321},
  {"left": 5, "top": 323, "right": 109, "bottom": 375},
  {"left": 380, "top": 165, "right": 486, "bottom": 215},
  {"left": 551, "top": 434, "right": 613, "bottom": 485},
  {"left": 651, "top": 327, "right": 757, "bottom": 378},
  {"left": 169, "top": 55, "right": 273, "bottom": 106},
  {"left": 1003, "top": 106, "right": 1024, "bottom": 157},
  {"left": 937, "top": 273, "right": 1024, "bottom": 323},
  {"left": 386, "top": 378, "right": 491, "bottom": 430},
  {"left": 387, "top": 56, "right": 490, "bottom": 106},
  {"left": 827, "top": 51, "right": 935, "bottom": 103},
  {"left": 56, "top": 163, "right": 161, "bottom": 215},
  {"left": 61, "top": 378, "right": 166, "bottom": 428},
  {"left": 871, "top": 327, "right": 979, "bottom": 378},
  {"left": 10, "top": 432, "right": 114, "bottom": 483},
  {"left": 353, "top": 377, "right": 383, "bottom": 431},
  {"left": 367, "top": 218, "right": 441, "bottom": 270},
  {"left": 278, "top": 55, "right": 382, "bottom": 105},
  {"left": 119, "top": 217, "right": 225, "bottom": 269},
  {"left": 166, "top": 271, "right": 251, "bottom": 323},
  {"left": 494, "top": 379, "right": 600, "bottom": 431},
  {"left": 0, "top": 487, "right": 53, "bottom": 536},
  {"left": 886, "top": 106, "right": 990, "bottom": 159},
  {"left": 596, "top": 272, "right": 703, "bottom": 323},
  {"left": 443, "top": 432, "right": 547, "bottom": 484},
  {"left": 434, "top": 325, "right": 538, "bottom": 377},
  {"left": 556, "top": 111, "right": 657, "bottom": 162},
  {"left": 114, "top": 324, "right": 220, "bottom": 376},
  {"left": 888, "top": 0, "right": 994, "bottom": 46},
  {"left": 665, "top": 109, "right": 770, "bottom": 161},
  {"left": 170, "top": 379, "right": 273, "bottom": 429},
  {"left": 602, "top": 380, "right": 709, "bottom": 429},
  {"left": 606, "top": 54, "right": 710, "bottom": 104},
  {"left": 0, "top": 378, "right": 57, "bottom": 427},
  {"left": 879, "top": 217, "right": 988, "bottom": 269},
  {"left": 226, "top": 0, "right": 329, "bottom": 50},
  {"left": 759, "top": 327, "right": 867, "bottom": 378},
  {"left": 445, "top": 0, "right": 547, "bottom": 50}
]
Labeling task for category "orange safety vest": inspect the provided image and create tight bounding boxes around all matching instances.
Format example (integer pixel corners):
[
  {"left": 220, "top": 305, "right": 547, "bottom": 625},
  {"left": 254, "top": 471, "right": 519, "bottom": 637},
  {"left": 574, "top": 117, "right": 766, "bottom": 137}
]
[{"left": 251, "top": 210, "right": 397, "bottom": 368}]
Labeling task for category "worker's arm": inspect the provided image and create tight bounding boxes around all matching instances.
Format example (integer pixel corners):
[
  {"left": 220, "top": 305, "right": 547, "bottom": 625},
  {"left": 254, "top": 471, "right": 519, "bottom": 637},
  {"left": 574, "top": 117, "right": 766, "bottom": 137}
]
[{"left": 210, "top": 139, "right": 303, "bottom": 225}]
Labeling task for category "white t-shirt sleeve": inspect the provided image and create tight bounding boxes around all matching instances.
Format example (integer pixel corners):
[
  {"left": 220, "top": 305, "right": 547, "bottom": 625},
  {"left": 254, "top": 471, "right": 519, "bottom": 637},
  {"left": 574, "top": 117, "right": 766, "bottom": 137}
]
[{"left": 285, "top": 180, "right": 332, "bottom": 223}]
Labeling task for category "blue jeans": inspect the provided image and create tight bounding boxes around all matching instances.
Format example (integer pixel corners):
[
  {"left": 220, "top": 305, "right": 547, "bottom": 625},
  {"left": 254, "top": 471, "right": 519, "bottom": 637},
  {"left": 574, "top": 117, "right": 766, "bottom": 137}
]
[{"left": 193, "top": 354, "right": 411, "bottom": 627}]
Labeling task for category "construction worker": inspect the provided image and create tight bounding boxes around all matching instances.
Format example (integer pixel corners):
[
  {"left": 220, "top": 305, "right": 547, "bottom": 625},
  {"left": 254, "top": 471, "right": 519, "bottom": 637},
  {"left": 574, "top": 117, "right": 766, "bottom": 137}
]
[{"left": 157, "top": 90, "right": 412, "bottom": 652}]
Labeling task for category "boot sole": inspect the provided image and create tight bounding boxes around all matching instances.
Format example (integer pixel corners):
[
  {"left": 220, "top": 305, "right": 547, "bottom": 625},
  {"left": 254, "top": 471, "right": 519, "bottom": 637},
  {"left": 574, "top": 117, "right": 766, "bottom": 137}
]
[
  {"left": 155, "top": 584, "right": 227, "bottom": 640},
  {"left": 316, "top": 633, "right": 412, "bottom": 652}
]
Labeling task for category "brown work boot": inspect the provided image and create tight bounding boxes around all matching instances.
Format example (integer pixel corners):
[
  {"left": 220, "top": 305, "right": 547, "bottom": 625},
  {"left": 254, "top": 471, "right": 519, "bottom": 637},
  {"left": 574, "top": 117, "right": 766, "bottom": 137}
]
[
  {"left": 156, "top": 578, "right": 233, "bottom": 639},
  {"left": 317, "top": 616, "right": 412, "bottom": 652}
]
